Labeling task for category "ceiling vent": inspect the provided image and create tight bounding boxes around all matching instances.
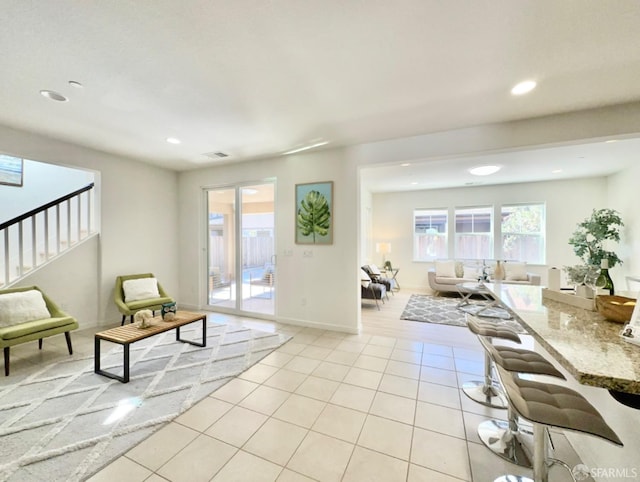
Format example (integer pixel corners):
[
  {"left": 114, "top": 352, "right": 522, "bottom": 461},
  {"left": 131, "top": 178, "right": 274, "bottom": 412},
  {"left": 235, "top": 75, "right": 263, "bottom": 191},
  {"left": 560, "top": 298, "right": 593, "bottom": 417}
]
[{"left": 202, "top": 151, "right": 230, "bottom": 159}]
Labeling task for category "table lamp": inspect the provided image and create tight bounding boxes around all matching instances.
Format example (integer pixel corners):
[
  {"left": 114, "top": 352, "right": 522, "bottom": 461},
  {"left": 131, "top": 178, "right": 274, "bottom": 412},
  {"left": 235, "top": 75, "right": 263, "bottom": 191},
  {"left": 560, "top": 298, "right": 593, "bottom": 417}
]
[{"left": 376, "top": 242, "right": 391, "bottom": 268}]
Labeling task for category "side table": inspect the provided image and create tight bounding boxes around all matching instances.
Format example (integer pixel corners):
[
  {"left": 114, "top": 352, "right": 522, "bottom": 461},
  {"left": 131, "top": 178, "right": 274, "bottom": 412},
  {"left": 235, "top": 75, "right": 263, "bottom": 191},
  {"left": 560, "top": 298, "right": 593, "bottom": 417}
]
[{"left": 384, "top": 268, "right": 400, "bottom": 290}]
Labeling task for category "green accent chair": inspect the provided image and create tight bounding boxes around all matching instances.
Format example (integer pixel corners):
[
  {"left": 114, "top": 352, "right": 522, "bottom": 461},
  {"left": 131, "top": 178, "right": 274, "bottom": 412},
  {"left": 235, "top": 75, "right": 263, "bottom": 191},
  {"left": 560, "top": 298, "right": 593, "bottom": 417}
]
[
  {"left": 0, "top": 285, "right": 79, "bottom": 376},
  {"left": 114, "top": 273, "right": 174, "bottom": 325}
]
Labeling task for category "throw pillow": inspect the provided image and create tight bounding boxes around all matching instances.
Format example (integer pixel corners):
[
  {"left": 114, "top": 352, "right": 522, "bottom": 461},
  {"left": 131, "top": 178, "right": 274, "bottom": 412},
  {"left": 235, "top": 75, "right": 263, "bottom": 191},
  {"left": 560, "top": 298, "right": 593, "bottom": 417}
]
[
  {"left": 0, "top": 290, "right": 51, "bottom": 326},
  {"left": 504, "top": 262, "right": 528, "bottom": 281},
  {"left": 454, "top": 261, "right": 464, "bottom": 278},
  {"left": 463, "top": 266, "right": 478, "bottom": 280},
  {"left": 369, "top": 264, "right": 382, "bottom": 276},
  {"left": 123, "top": 278, "right": 161, "bottom": 302},
  {"left": 435, "top": 260, "right": 456, "bottom": 278},
  {"left": 360, "top": 268, "right": 371, "bottom": 288}
]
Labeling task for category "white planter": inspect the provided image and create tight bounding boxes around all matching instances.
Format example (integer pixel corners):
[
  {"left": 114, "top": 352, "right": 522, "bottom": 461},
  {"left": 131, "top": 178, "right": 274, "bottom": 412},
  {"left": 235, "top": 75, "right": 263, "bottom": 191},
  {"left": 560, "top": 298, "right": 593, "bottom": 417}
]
[{"left": 575, "top": 285, "right": 594, "bottom": 299}]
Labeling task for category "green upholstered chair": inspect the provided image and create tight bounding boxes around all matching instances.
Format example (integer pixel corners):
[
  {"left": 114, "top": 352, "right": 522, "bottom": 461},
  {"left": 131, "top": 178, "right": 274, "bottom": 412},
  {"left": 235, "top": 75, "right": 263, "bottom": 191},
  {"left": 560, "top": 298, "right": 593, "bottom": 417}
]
[
  {"left": 114, "top": 273, "right": 174, "bottom": 325},
  {"left": 0, "top": 285, "right": 79, "bottom": 376}
]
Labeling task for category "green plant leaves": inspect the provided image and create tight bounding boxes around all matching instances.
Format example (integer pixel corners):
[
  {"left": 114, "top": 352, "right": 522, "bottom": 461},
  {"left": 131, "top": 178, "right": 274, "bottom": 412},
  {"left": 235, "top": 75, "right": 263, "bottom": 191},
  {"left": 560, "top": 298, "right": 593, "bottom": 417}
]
[
  {"left": 568, "top": 208, "right": 624, "bottom": 268},
  {"left": 297, "top": 190, "right": 331, "bottom": 242}
]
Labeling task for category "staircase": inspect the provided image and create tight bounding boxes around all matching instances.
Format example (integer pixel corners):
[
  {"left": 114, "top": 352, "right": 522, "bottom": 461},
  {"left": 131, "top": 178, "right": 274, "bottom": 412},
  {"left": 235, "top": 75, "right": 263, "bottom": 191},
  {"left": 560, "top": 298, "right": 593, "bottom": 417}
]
[{"left": 0, "top": 183, "right": 96, "bottom": 287}]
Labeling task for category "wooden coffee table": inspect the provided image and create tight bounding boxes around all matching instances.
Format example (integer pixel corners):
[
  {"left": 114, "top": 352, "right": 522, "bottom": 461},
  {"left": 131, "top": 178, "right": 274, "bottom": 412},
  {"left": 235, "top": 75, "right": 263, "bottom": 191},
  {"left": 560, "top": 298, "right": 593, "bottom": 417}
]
[{"left": 94, "top": 310, "right": 207, "bottom": 383}]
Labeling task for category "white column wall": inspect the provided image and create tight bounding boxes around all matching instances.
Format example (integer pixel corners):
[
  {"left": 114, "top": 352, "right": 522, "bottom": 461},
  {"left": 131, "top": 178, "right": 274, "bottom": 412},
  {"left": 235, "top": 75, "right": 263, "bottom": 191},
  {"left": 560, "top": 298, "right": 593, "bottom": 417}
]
[{"left": 608, "top": 164, "right": 640, "bottom": 291}]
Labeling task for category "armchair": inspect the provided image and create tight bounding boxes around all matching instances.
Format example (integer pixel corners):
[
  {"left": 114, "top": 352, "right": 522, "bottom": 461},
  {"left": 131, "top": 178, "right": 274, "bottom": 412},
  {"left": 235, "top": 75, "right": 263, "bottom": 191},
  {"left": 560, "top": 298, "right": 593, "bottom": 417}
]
[
  {"left": 360, "top": 267, "right": 387, "bottom": 310},
  {"left": 0, "top": 285, "right": 78, "bottom": 376},
  {"left": 114, "top": 273, "right": 174, "bottom": 325},
  {"left": 361, "top": 283, "right": 387, "bottom": 310},
  {"left": 361, "top": 265, "right": 393, "bottom": 297}
]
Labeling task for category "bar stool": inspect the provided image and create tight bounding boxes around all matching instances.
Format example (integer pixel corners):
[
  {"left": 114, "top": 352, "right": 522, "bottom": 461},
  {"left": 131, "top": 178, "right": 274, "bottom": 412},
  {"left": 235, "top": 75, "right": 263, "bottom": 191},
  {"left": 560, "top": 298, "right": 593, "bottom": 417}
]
[
  {"left": 492, "top": 363, "right": 623, "bottom": 482},
  {"left": 462, "top": 315, "right": 523, "bottom": 409},
  {"left": 475, "top": 334, "right": 566, "bottom": 468}
]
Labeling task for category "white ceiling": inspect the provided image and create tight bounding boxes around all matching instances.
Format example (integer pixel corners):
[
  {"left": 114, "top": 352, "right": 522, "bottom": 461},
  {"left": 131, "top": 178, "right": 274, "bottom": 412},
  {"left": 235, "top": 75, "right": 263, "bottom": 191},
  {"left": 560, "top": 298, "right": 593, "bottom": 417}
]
[
  {"left": 2, "top": 0, "right": 640, "bottom": 188},
  {"left": 361, "top": 137, "right": 640, "bottom": 193}
]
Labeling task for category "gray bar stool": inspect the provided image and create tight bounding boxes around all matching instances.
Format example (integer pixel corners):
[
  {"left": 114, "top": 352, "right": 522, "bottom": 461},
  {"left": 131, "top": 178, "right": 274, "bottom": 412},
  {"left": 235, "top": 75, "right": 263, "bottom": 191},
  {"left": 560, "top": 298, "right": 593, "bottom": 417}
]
[
  {"left": 475, "top": 334, "right": 566, "bottom": 468},
  {"left": 462, "top": 315, "right": 523, "bottom": 409},
  {"left": 492, "top": 363, "right": 623, "bottom": 482}
]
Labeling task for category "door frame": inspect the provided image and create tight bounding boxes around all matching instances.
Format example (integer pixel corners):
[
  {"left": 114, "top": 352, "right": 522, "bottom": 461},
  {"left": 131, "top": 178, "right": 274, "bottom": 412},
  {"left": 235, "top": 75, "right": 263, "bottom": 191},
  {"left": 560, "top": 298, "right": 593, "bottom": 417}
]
[{"left": 203, "top": 179, "right": 277, "bottom": 320}]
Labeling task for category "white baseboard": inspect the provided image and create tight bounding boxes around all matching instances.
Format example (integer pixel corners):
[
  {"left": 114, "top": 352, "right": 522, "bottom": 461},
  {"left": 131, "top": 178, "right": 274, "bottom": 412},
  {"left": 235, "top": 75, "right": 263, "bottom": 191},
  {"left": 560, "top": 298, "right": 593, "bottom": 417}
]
[{"left": 272, "top": 316, "right": 359, "bottom": 334}]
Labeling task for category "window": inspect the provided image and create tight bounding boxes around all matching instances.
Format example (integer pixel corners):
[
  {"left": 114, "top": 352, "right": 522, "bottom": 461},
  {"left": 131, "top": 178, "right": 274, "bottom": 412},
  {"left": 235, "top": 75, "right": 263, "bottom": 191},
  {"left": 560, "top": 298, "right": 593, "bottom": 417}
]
[
  {"left": 501, "top": 204, "right": 545, "bottom": 263},
  {"left": 414, "top": 209, "right": 448, "bottom": 260},
  {"left": 455, "top": 206, "right": 492, "bottom": 259}
]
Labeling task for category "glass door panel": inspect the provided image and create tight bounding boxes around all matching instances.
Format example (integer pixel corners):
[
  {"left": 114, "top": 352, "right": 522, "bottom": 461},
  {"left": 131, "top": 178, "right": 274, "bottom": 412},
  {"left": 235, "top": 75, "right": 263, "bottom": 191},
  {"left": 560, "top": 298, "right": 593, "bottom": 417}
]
[
  {"left": 240, "top": 183, "right": 275, "bottom": 315},
  {"left": 207, "top": 189, "right": 236, "bottom": 308}
]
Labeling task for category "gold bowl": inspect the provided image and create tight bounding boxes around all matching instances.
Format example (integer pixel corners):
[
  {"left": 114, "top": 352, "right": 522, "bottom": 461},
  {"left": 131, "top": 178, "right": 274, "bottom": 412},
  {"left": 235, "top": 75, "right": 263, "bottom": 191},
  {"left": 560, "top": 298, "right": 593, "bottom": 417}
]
[{"left": 595, "top": 295, "right": 636, "bottom": 323}]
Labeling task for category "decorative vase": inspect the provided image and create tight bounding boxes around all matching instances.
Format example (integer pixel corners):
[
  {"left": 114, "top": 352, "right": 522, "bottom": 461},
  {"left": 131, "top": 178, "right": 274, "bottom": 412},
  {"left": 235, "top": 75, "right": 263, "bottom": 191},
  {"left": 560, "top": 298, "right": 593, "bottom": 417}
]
[
  {"left": 597, "top": 259, "right": 615, "bottom": 295},
  {"left": 493, "top": 260, "right": 505, "bottom": 281}
]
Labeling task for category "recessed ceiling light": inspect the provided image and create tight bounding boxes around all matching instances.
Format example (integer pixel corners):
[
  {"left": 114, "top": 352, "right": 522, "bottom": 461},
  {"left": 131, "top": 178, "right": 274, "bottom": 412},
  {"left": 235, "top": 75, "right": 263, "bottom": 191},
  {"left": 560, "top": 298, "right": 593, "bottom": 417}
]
[
  {"left": 401, "top": 163, "right": 411, "bottom": 167},
  {"left": 410, "top": 182, "right": 418, "bottom": 185},
  {"left": 552, "top": 169, "right": 563, "bottom": 174},
  {"left": 166, "top": 137, "right": 181, "bottom": 144},
  {"left": 510, "top": 80, "right": 537, "bottom": 96},
  {"left": 605, "top": 139, "right": 618, "bottom": 143},
  {"left": 283, "top": 141, "right": 329, "bottom": 155},
  {"left": 469, "top": 165, "right": 501, "bottom": 176},
  {"left": 68, "top": 80, "right": 83, "bottom": 88},
  {"left": 40, "top": 90, "right": 68, "bottom": 102}
]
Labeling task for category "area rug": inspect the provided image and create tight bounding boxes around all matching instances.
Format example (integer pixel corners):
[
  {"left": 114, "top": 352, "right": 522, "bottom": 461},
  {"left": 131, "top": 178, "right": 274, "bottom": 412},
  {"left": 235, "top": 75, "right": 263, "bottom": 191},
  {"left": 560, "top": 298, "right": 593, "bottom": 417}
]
[
  {"left": 400, "top": 294, "right": 525, "bottom": 332},
  {"left": 0, "top": 321, "right": 290, "bottom": 482}
]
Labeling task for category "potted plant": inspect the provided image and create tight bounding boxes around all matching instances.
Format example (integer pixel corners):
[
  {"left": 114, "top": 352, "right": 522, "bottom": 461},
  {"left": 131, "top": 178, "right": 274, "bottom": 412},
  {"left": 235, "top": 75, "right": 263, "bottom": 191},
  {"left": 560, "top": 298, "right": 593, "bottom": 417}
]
[{"left": 564, "top": 208, "right": 624, "bottom": 294}]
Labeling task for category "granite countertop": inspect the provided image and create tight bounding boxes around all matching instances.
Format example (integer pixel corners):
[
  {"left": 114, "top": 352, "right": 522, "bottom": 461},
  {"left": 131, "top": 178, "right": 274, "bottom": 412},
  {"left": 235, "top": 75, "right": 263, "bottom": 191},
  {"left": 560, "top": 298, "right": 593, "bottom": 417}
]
[{"left": 484, "top": 283, "right": 640, "bottom": 395}]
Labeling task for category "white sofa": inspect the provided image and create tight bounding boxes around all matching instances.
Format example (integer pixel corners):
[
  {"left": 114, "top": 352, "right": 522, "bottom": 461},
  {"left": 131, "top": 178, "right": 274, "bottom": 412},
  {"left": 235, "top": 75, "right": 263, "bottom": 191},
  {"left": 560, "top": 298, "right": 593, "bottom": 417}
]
[{"left": 427, "top": 260, "right": 541, "bottom": 294}]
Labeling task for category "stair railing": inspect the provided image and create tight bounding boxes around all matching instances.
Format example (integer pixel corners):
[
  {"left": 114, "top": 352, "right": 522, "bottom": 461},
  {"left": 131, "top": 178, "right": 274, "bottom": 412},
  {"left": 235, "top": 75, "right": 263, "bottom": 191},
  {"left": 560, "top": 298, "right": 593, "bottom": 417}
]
[{"left": 0, "top": 183, "right": 95, "bottom": 287}]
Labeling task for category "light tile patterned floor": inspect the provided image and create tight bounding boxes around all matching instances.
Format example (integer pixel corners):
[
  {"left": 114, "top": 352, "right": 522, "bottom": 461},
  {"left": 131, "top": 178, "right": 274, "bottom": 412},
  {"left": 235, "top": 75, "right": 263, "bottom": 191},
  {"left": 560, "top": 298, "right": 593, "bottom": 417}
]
[{"left": 84, "top": 303, "right": 585, "bottom": 482}]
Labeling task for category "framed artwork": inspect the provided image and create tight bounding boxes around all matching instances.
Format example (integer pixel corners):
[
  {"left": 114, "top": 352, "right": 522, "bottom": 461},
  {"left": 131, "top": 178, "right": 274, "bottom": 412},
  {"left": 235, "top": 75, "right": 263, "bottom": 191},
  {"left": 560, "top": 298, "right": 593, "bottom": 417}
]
[
  {"left": 295, "top": 181, "right": 333, "bottom": 244},
  {"left": 0, "top": 155, "right": 23, "bottom": 187}
]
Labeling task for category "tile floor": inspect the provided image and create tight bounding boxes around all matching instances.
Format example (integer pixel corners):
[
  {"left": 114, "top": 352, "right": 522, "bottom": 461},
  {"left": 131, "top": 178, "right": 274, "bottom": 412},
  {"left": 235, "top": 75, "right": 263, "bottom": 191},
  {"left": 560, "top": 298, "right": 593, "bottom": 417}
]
[{"left": 83, "top": 314, "right": 586, "bottom": 482}]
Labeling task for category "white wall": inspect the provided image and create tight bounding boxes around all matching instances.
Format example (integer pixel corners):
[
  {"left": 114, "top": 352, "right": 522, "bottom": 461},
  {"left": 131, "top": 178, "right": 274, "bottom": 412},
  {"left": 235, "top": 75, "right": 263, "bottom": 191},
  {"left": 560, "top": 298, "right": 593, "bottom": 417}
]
[
  {"left": 18, "top": 235, "right": 100, "bottom": 326},
  {"left": 177, "top": 150, "right": 360, "bottom": 333},
  {"left": 607, "top": 164, "right": 640, "bottom": 292},
  {"left": 0, "top": 124, "right": 179, "bottom": 327},
  {"left": 360, "top": 185, "right": 373, "bottom": 266},
  {"left": 371, "top": 177, "right": 608, "bottom": 290},
  {"left": 0, "top": 159, "right": 94, "bottom": 223}
]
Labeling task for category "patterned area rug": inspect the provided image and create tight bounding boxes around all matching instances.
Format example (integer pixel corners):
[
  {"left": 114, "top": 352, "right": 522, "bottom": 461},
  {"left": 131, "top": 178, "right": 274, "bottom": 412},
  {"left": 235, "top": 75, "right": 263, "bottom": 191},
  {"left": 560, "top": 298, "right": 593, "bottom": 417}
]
[
  {"left": 400, "top": 294, "right": 525, "bottom": 332},
  {"left": 0, "top": 321, "right": 290, "bottom": 482}
]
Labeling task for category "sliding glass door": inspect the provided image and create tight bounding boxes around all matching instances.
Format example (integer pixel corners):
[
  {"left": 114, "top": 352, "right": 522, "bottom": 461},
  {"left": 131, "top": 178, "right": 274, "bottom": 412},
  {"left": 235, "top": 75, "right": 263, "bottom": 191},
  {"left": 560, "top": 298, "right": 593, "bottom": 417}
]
[{"left": 206, "top": 182, "right": 275, "bottom": 316}]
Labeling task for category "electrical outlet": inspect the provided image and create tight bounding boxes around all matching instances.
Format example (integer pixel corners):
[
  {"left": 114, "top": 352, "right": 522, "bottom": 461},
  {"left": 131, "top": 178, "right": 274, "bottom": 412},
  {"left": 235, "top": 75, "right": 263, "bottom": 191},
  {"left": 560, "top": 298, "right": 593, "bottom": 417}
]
[{"left": 303, "top": 250, "right": 313, "bottom": 258}]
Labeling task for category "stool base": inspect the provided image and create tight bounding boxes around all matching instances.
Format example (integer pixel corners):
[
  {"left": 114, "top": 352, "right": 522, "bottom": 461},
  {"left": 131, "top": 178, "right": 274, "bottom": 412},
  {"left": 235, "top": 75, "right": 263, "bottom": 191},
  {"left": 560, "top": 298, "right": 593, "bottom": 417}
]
[
  {"left": 478, "top": 419, "right": 533, "bottom": 468},
  {"left": 462, "top": 381, "right": 508, "bottom": 409}
]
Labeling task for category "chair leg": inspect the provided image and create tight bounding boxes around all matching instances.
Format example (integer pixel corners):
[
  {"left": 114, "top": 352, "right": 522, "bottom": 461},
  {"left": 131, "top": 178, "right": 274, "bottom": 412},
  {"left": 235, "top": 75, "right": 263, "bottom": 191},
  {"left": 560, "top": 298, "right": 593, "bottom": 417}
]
[
  {"left": 65, "top": 331, "right": 73, "bottom": 355},
  {"left": 121, "top": 315, "right": 126, "bottom": 326},
  {"left": 39, "top": 338, "right": 43, "bottom": 350},
  {"left": 130, "top": 315, "right": 134, "bottom": 324},
  {"left": 4, "top": 347, "right": 9, "bottom": 376}
]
